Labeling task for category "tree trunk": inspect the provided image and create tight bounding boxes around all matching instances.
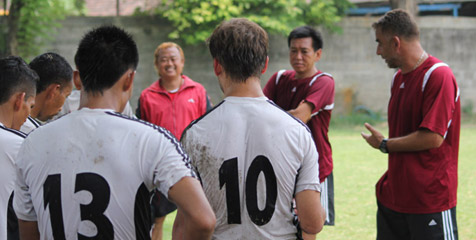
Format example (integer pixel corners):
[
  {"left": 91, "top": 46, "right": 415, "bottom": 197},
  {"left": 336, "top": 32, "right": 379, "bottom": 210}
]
[
  {"left": 6, "top": 0, "right": 24, "bottom": 56},
  {"left": 389, "top": 0, "right": 419, "bottom": 17}
]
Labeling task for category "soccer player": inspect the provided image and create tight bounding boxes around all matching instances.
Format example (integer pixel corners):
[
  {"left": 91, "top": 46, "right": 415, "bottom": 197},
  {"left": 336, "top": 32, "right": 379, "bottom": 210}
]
[
  {"left": 13, "top": 25, "right": 215, "bottom": 239},
  {"left": 361, "top": 9, "right": 460, "bottom": 239},
  {"left": 263, "top": 26, "right": 336, "bottom": 227},
  {"left": 136, "top": 42, "right": 212, "bottom": 240},
  {"left": 180, "top": 18, "right": 326, "bottom": 239},
  {"left": 20, "top": 52, "right": 73, "bottom": 134},
  {"left": 0, "top": 56, "right": 38, "bottom": 239}
]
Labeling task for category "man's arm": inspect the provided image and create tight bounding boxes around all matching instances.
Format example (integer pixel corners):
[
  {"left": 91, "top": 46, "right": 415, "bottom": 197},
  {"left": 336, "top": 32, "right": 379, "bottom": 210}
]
[
  {"left": 18, "top": 220, "right": 40, "bottom": 240},
  {"left": 288, "top": 101, "right": 314, "bottom": 123},
  {"left": 361, "top": 122, "right": 444, "bottom": 152},
  {"left": 295, "top": 190, "right": 325, "bottom": 235},
  {"left": 168, "top": 176, "right": 215, "bottom": 240}
]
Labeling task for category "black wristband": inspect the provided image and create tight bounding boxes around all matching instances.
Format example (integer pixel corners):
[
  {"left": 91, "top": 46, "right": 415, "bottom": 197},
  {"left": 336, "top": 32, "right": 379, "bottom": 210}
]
[{"left": 379, "top": 138, "right": 389, "bottom": 153}]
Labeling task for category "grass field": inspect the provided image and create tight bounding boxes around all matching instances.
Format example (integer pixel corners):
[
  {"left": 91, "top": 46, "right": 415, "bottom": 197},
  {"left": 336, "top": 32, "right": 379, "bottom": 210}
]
[{"left": 161, "top": 122, "right": 476, "bottom": 239}]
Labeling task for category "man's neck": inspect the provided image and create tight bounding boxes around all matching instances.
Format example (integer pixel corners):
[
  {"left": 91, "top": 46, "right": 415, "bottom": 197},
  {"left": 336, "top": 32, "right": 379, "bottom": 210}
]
[
  {"left": 160, "top": 75, "right": 183, "bottom": 92},
  {"left": 0, "top": 105, "right": 13, "bottom": 128},
  {"left": 223, "top": 77, "right": 264, "bottom": 98},
  {"left": 79, "top": 90, "right": 126, "bottom": 113},
  {"left": 294, "top": 68, "right": 318, "bottom": 80}
]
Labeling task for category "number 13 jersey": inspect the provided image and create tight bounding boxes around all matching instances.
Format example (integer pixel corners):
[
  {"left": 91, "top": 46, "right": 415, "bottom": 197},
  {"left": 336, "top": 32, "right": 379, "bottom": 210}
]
[
  {"left": 182, "top": 96, "right": 320, "bottom": 239},
  {"left": 14, "top": 108, "right": 194, "bottom": 239}
]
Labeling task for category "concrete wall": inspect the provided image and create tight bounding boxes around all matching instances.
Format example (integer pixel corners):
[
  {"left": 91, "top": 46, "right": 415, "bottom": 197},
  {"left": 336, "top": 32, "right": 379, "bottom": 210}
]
[{"left": 41, "top": 16, "right": 476, "bottom": 114}]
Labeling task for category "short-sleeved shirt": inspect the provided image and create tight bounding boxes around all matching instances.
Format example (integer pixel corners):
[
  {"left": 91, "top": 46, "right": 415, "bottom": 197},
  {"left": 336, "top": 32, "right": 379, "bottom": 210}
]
[
  {"left": 14, "top": 108, "right": 194, "bottom": 239},
  {"left": 182, "top": 96, "right": 320, "bottom": 239},
  {"left": 377, "top": 55, "right": 460, "bottom": 214},
  {"left": 0, "top": 123, "right": 26, "bottom": 239},
  {"left": 264, "top": 70, "right": 335, "bottom": 182}
]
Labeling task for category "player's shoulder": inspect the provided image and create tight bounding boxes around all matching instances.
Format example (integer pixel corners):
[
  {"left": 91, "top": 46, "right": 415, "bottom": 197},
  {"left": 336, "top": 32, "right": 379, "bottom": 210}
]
[
  {"left": 182, "top": 100, "right": 225, "bottom": 138},
  {"left": 265, "top": 99, "right": 312, "bottom": 133},
  {"left": 106, "top": 111, "right": 175, "bottom": 137}
]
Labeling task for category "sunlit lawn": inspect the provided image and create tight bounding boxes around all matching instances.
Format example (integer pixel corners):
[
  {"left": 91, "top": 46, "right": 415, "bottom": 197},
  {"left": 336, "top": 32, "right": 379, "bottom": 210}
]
[{"left": 162, "top": 123, "right": 476, "bottom": 239}]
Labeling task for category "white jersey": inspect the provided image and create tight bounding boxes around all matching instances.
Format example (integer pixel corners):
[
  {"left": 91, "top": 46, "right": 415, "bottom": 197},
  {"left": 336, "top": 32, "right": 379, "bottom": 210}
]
[
  {"left": 20, "top": 116, "right": 42, "bottom": 134},
  {"left": 56, "top": 90, "right": 136, "bottom": 118},
  {"left": 182, "top": 96, "right": 320, "bottom": 240},
  {"left": 0, "top": 123, "right": 26, "bottom": 239},
  {"left": 14, "top": 108, "right": 194, "bottom": 239}
]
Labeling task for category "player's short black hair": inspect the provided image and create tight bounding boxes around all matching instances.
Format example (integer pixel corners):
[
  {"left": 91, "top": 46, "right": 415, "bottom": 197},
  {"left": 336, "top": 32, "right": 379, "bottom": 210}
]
[
  {"left": 372, "top": 9, "right": 419, "bottom": 40},
  {"left": 0, "top": 56, "right": 38, "bottom": 104},
  {"left": 208, "top": 18, "right": 268, "bottom": 83},
  {"left": 29, "top": 52, "right": 73, "bottom": 94},
  {"left": 74, "top": 25, "right": 139, "bottom": 94},
  {"left": 287, "top": 26, "right": 323, "bottom": 51}
]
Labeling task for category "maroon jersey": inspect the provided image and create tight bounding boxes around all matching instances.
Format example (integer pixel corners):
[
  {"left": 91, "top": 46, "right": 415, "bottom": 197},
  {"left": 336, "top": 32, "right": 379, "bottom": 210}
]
[
  {"left": 264, "top": 70, "right": 335, "bottom": 182},
  {"left": 377, "top": 56, "right": 460, "bottom": 214}
]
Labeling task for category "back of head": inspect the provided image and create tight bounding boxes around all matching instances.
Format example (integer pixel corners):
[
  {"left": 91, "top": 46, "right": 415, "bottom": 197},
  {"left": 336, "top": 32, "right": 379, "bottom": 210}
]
[
  {"left": 372, "top": 9, "right": 419, "bottom": 40},
  {"left": 288, "top": 26, "right": 323, "bottom": 51},
  {"left": 74, "top": 25, "right": 139, "bottom": 94},
  {"left": 0, "top": 56, "right": 39, "bottom": 104},
  {"left": 29, "top": 52, "right": 73, "bottom": 94},
  {"left": 208, "top": 18, "right": 268, "bottom": 83}
]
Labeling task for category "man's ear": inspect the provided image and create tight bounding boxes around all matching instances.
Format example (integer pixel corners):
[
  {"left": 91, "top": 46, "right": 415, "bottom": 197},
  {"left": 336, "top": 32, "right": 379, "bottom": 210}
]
[
  {"left": 73, "top": 70, "right": 82, "bottom": 90},
  {"left": 261, "top": 56, "right": 269, "bottom": 74},
  {"left": 123, "top": 70, "right": 135, "bottom": 92},
  {"left": 45, "top": 84, "right": 61, "bottom": 100},
  {"left": 392, "top": 36, "right": 401, "bottom": 49},
  {"left": 213, "top": 59, "right": 222, "bottom": 77},
  {"left": 314, "top": 49, "right": 322, "bottom": 62},
  {"left": 13, "top": 92, "right": 26, "bottom": 111}
]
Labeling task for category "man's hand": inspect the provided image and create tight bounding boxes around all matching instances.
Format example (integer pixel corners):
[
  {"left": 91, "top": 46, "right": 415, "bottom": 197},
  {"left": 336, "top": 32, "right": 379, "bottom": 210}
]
[{"left": 361, "top": 122, "right": 385, "bottom": 149}]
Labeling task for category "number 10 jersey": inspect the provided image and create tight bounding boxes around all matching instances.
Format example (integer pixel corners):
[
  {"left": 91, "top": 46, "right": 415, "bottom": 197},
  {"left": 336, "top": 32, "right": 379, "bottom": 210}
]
[{"left": 182, "top": 96, "right": 321, "bottom": 239}]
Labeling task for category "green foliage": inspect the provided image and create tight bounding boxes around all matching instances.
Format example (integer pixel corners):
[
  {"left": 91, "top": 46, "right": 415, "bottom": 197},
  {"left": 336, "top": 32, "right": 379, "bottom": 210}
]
[
  {"left": 16, "top": 0, "right": 66, "bottom": 58},
  {"left": 151, "top": 0, "right": 353, "bottom": 45}
]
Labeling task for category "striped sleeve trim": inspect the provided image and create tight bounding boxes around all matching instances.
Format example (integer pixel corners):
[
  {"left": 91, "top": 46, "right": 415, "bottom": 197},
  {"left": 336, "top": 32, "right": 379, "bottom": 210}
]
[
  {"left": 105, "top": 111, "right": 196, "bottom": 177},
  {"left": 266, "top": 100, "right": 311, "bottom": 133}
]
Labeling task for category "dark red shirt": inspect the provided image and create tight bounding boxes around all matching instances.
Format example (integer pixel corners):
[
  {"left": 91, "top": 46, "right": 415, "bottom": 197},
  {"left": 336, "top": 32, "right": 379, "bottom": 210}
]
[
  {"left": 377, "top": 56, "right": 460, "bottom": 214},
  {"left": 264, "top": 70, "right": 335, "bottom": 182}
]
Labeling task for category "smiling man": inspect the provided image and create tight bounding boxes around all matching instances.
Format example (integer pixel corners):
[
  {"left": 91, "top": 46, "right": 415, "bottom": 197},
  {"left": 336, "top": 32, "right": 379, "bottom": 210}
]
[
  {"left": 20, "top": 52, "right": 73, "bottom": 134},
  {"left": 136, "top": 42, "right": 212, "bottom": 240},
  {"left": 263, "top": 26, "right": 336, "bottom": 232}
]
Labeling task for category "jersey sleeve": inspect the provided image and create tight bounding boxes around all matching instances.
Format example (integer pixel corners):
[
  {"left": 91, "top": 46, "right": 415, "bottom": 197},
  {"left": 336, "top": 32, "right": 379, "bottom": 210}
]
[
  {"left": 143, "top": 129, "right": 195, "bottom": 199},
  {"left": 295, "top": 129, "right": 321, "bottom": 194},
  {"left": 305, "top": 76, "right": 335, "bottom": 115},
  {"left": 13, "top": 142, "right": 37, "bottom": 221},
  {"left": 263, "top": 72, "right": 279, "bottom": 101},
  {"left": 419, "top": 67, "right": 458, "bottom": 137}
]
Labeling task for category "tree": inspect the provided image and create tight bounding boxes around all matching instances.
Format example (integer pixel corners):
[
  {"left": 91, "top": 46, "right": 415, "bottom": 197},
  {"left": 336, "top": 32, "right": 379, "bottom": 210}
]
[
  {"left": 146, "top": 0, "right": 353, "bottom": 45},
  {"left": 0, "top": 0, "right": 85, "bottom": 58}
]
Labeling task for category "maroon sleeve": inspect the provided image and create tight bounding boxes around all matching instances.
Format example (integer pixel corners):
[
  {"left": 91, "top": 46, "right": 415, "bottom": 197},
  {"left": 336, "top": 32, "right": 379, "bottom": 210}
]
[
  {"left": 419, "top": 67, "right": 458, "bottom": 136},
  {"left": 304, "top": 75, "right": 335, "bottom": 114},
  {"left": 263, "top": 72, "right": 279, "bottom": 101}
]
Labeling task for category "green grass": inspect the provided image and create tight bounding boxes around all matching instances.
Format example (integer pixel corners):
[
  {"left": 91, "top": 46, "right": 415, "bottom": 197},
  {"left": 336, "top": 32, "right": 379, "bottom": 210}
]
[{"left": 161, "top": 123, "right": 476, "bottom": 239}]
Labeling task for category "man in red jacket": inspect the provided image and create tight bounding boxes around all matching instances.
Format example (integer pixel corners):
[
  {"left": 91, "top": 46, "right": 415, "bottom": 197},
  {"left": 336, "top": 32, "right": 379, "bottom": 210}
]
[{"left": 137, "top": 42, "right": 211, "bottom": 240}]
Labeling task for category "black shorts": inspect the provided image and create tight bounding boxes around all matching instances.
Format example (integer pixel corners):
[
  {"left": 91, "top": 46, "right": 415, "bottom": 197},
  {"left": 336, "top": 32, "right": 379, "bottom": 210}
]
[
  {"left": 377, "top": 201, "right": 458, "bottom": 240},
  {"left": 321, "top": 172, "right": 335, "bottom": 226},
  {"left": 151, "top": 189, "right": 177, "bottom": 218}
]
